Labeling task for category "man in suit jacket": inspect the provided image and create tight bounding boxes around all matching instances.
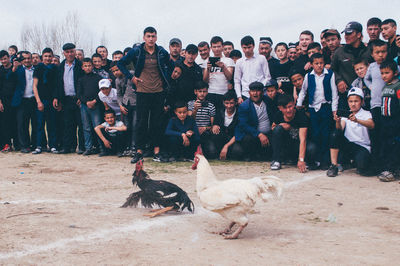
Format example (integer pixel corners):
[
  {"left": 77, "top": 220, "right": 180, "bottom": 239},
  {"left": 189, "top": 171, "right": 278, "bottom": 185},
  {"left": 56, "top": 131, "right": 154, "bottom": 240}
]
[
  {"left": 53, "top": 43, "right": 85, "bottom": 154},
  {"left": 235, "top": 81, "right": 277, "bottom": 161}
]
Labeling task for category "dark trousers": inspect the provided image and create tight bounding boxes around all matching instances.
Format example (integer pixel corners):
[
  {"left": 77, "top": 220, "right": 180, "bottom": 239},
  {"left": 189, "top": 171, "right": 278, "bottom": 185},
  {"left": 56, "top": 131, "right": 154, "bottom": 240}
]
[
  {"left": 36, "top": 100, "right": 57, "bottom": 149},
  {"left": 379, "top": 117, "right": 400, "bottom": 172},
  {"left": 136, "top": 92, "right": 164, "bottom": 151},
  {"left": 239, "top": 132, "right": 273, "bottom": 160},
  {"left": 16, "top": 97, "right": 37, "bottom": 149},
  {"left": 121, "top": 104, "right": 137, "bottom": 150},
  {"left": 100, "top": 128, "right": 126, "bottom": 154},
  {"left": 309, "top": 103, "right": 333, "bottom": 164},
  {"left": 330, "top": 129, "right": 372, "bottom": 175},
  {"left": 370, "top": 107, "right": 381, "bottom": 168},
  {"left": 62, "top": 96, "right": 84, "bottom": 152},
  {"left": 200, "top": 130, "right": 218, "bottom": 159},
  {"left": 168, "top": 135, "right": 199, "bottom": 159},
  {"left": 271, "top": 125, "right": 317, "bottom": 163},
  {"left": 211, "top": 132, "right": 243, "bottom": 160},
  {"left": 1, "top": 97, "right": 19, "bottom": 148}
]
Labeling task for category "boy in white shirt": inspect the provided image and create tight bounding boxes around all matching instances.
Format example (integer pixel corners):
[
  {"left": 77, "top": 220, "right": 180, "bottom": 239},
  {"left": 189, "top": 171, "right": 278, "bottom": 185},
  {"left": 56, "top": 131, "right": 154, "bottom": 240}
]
[
  {"left": 98, "top": 79, "right": 121, "bottom": 119},
  {"left": 327, "top": 87, "right": 374, "bottom": 177}
]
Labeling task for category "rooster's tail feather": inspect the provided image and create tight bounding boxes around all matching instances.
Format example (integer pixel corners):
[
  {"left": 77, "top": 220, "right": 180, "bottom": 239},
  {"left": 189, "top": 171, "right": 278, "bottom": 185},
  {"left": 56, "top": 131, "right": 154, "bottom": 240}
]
[{"left": 259, "top": 175, "right": 284, "bottom": 201}]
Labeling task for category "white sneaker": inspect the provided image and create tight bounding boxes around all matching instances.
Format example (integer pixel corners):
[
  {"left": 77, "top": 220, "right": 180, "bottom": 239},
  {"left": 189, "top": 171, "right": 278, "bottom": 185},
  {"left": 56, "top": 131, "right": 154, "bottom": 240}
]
[{"left": 270, "top": 161, "right": 281, "bottom": 170}]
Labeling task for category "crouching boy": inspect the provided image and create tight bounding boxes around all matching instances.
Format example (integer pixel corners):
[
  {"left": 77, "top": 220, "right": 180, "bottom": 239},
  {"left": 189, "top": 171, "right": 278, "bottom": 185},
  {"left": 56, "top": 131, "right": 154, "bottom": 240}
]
[
  {"left": 95, "top": 109, "right": 127, "bottom": 157},
  {"left": 327, "top": 87, "right": 374, "bottom": 177}
]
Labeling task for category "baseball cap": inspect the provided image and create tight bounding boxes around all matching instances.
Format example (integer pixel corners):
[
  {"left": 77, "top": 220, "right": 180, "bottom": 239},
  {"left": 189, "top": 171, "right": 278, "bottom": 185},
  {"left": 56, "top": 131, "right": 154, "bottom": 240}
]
[
  {"left": 99, "top": 79, "right": 111, "bottom": 89},
  {"left": 260, "top": 37, "right": 273, "bottom": 45},
  {"left": 265, "top": 79, "right": 278, "bottom": 89},
  {"left": 341, "top": 22, "right": 363, "bottom": 34},
  {"left": 62, "top": 43, "right": 76, "bottom": 51},
  {"left": 347, "top": 87, "right": 364, "bottom": 99},
  {"left": 185, "top": 44, "right": 198, "bottom": 54},
  {"left": 249, "top": 81, "right": 264, "bottom": 91},
  {"left": 323, "top": 29, "right": 341, "bottom": 39},
  {"left": 169, "top": 38, "right": 182, "bottom": 46}
]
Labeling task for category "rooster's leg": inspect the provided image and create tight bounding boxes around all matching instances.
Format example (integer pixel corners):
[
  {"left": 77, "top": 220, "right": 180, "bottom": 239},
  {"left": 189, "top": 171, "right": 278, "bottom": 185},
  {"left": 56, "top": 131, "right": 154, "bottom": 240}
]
[
  {"left": 143, "top": 206, "right": 174, "bottom": 218},
  {"left": 218, "top": 222, "right": 236, "bottom": 235},
  {"left": 223, "top": 223, "right": 248, "bottom": 239}
]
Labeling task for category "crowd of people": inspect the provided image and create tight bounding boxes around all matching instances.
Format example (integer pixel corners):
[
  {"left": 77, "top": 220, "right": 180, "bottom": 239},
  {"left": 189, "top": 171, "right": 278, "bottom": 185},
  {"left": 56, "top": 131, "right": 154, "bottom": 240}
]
[{"left": 1, "top": 17, "right": 400, "bottom": 182}]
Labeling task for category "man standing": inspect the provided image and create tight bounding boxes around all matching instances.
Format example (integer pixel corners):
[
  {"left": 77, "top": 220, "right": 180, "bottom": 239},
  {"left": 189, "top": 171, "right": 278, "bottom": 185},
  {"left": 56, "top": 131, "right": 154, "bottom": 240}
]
[
  {"left": 195, "top": 41, "right": 210, "bottom": 69},
  {"left": 367, "top": 17, "right": 382, "bottom": 43},
  {"left": 234, "top": 35, "right": 271, "bottom": 104},
  {"left": 54, "top": 43, "right": 85, "bottom": 154},
  {"left": 117, "top": 26, "right": 173, "bottom": 163},
  {"left": 331, "top": 21, "right": 370, "bottom": 110},
  {"left": 381, "top": 19, "right": 400, "bottom": 59},
  {"left": 96, "top": 45, "right": 112, "bottom": 71},
  {"left": 169, "top": 38, "right": 183, "bottom": 62},
  {"left": 258, "top": 37, "right": 279, "bottom": 74}
]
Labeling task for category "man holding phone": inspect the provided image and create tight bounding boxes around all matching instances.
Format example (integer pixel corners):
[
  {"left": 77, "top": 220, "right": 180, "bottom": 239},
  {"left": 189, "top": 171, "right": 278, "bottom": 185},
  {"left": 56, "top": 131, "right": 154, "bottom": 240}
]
[{"left": 203, "top": 36, "right": 234, "bottom": 111}]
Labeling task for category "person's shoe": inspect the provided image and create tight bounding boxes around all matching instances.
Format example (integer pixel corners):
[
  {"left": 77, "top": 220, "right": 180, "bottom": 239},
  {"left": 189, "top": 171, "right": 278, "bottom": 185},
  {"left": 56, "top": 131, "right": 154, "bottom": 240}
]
[
  {"left": 307, "top": 161, "right": 320, "bottom": 170},
  {"left": 183, "top": 157, "right": 194, "bottom": 162},
  {"left": 117, "top": 152, "right": 123, "bottom": 158},
  {"left": 83, "top": 148, "right": 96, "bottom": 156},
  {"left": 50, "top": 148, "right": 59, "bottom": 154},
  {"left": 32, "top": 147, "right": 42, "bottom": 154},
  {"left": 270, "top": 161, "right": 281, "bottom": 170},
  {"left": 327, "top": 164, "right": 338, "bottom": 177},
  {"left": 98, "top": 150, "right": 108, "bottom": 157},
  {"left": 122, "top": 149, "right": 131, "bottom": 157},
  {"left": 168, "top": 156, "right": 176, "bottom": 162},
  {"left": 378, "top": 171, "right": 396, "bottom": 182},
  {"left": 153, "top": 153, "right": 162, "bottom": 162},
  {"left": 1, "top": 144, "right": 12, "bottom": 152},
  {"left": 337, "top": 164, "right": 344, "bottom": 172},
  {"left": 20, "top": 148, "right": 30, "bottom": 153},
  {"left": 77, "top": 149, "right": 85, "bottom": 155},
  {"left": 131, "top": 152, "right": 143, "bottom": 163},
  {"left": 59, "top": 149, "right": 71, "bottom": 154}
]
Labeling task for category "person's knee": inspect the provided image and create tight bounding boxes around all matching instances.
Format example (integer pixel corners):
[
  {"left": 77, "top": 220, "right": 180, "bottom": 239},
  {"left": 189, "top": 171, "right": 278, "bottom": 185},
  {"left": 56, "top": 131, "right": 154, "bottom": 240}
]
[
  {"left": 329, "top": 129, "right": 342, "bottom": 148},
  {"left": 230, "top": 143, "right": 244, "bottom": 160}
]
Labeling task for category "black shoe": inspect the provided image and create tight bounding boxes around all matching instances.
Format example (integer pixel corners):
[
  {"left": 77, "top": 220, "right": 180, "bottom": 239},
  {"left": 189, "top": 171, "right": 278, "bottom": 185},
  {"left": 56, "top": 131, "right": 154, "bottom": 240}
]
[
  {"left": 83, "top": 149, "right": 95, "bottom": 156},
  {"left": 77, "top": 149, "right": 85, "bottom": 155},
  {"left": 153, "top": 153, "right": 162, "bottom": 162},
  {"left": 117, "top": 152, "right": 123, "bottom": 158},
  {"left": 59, "top": 149, "right": 72, "bottom": 154},
  {"left": 98, "top": 151, "right": 108, "bottom": 157},
  {"left": 21, "top": 148, "right": 30, "bottom": 153},
  {"left": 131, "top": 152, "right": 143, "bottom": 163},
  {"left": 327, "top": 164, "right": 338, "bottom": 177}
]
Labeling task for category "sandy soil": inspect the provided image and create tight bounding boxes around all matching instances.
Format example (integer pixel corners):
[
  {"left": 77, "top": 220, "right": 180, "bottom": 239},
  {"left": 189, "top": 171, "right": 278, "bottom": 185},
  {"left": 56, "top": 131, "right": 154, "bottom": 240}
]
[{"left": 0, "top": 152, "right": 399, "bottom": 265}]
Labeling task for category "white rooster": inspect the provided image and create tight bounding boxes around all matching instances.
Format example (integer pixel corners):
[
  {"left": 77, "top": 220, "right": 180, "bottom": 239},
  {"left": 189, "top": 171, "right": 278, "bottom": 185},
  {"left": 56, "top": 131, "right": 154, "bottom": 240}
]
[{"left": 191, "top": 146, "right": 283, "bottom": 239}]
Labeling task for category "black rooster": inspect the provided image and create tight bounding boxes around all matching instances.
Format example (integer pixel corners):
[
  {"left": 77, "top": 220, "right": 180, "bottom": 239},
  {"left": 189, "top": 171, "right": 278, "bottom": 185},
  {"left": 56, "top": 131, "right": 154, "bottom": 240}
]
[{"left": 121, "top": 160, "right": 194, "bottom": 217}]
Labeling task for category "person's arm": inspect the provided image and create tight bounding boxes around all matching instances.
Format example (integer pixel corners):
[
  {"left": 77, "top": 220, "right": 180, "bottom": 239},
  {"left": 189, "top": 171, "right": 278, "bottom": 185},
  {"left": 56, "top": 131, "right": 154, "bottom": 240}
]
[
  {"left": 95, "top": 124, "right": 112, "bottom": 148},
  {"left": 203, "top": 61, "right": 210, "bottom": 83},
  {"left": 330, "top": 72, "right": 339, "bottom": 112},
  {"left": 165, "top": 119, "right": 184, "bottom": 137},
  {"left": 32, "top": 77, "right": 44, "bottom": 112},
  {"left": 297, "top": 127, "right": 307, "bottom": 173},
  {"left": 363, "top": 65, "right": 372, "bottom": 89},
  {"left": 348, "top": 114, "right": 374, "bottom": 129},
  {"left": 296, "top": 74, "right": 308, "bottom": 107},
  {"left": 110, "top": 122, "right": 127, "bottom": 132},
  {"left": 219, "top": 136, "right": 236, "bottom": 160},
  {"left": 216, "top": 59, "right": 233, "bottom": 81},
  {"left": 261, "top": 56, "right": 271, "bottom": 85},
  {"left": 234, "top": 60, "right": 243, "bottom": 103},
  {"left": 117, "top": 49, "right": 136, "bottom": 81}
]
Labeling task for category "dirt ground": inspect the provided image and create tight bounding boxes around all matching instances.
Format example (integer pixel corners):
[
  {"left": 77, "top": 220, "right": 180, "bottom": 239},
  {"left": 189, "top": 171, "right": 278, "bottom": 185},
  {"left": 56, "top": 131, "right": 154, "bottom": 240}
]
[{"left": 0, "top": 152, "right": 399, "bottom": 265}]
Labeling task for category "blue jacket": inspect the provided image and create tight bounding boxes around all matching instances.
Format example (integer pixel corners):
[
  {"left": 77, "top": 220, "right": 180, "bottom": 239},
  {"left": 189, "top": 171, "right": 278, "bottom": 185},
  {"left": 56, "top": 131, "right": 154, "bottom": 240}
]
[
  {"left": 307, "top": 69, "right": 333, "bottom": 104},
  {"left": 11, "top": 65, "right": 30, "bottom": 107},
  {"left": 235, "top": 96, "right": 276, "bottom": 141},
  {"left": 55, "top": 59, "right": 84, "bottom": 102},
  {"left": 117, "top": 43, "right": 173, "bottom": 90}
]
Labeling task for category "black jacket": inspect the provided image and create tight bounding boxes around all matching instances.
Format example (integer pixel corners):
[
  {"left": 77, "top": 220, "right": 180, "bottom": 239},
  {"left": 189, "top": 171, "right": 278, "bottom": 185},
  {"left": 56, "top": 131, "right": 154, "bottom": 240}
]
[
  {"left": 214, "top": 107, "right": 239, "bottom": 138},
  {"left": 55, "top": 59, "right": 84, "bottom": 101}
]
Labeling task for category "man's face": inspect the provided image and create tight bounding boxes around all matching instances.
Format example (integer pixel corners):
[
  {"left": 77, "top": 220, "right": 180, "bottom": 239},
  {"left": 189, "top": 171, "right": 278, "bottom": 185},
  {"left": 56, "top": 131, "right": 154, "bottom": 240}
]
[
  {"left": 198, "top": 45, "right": 210, "bottom": 60},
  {"left": 307, "top": 48, "right": 321, "bottom": 58},
  {"left": 174, "top": 106, "right": 188, "bottom": 121},
  {"left": 82, "top": 62, "right": 93, "bottom": 74},
  {"left": 63, "top": 49, "right": 76, "bottom": 63},
  {"left": 169, "top": 43, "right": 182, "bottom": 58},
  {"left": 223, "top": 99, "right": 236, "bottom": 113},
  {"left": 320, "top": 33, "right": 326, "bottom": 48},
  {"left": 296, "top": 45, "right": 302, "bottom": 57},
  {"left": 32, "top": 54, "right": 41, "bottom": 65},
  {"left": 367, "top": 24, "right": 381, "bottom": 41},
  {"left": 42, "top": 52, "right": 53, "bottom": 65},
  {"left": 266, "top": 87, "right": 277, "bottom": 99},
  {"left": 288, "top": 48, "right": 297, "bottom": 61},
  {"left": 52, "top": 57, "right": 60, "bottom": 65},
  {"left": 143, "top": 32, "right": 157, "bottom": 48},
  {"left": 311, "top": 58, "right": 325, "bottom": 75},
  {"left": 299, "top": 34, "right": 313, "bottom": 53},
  {"left": 380, "top": 67, "right": 396, "bottom": 83},
  {"left": 223, "top": 45, "right": 233, "bottom": 57},
  {"left": 97, "top": 47, "right": 108, "bottom": 60},
  {"left": 194, "top": 88, "right": 208, "bottom": 101},
  {"left": 275, "top": 45, "right": 288, "bottom": 61},
  {"left": 241, "top": 44, "right": 254, "bottom": 58},
  {"left": 371, "top": 45, "right": 388, "bottom": 64},
  {"left": 279, "top": 101, "right": 296, "bottom": 119},
  {"left": 22, "top": 53, "right": 32, "bottom": 68},
  {"left": 258, "top": 43, "right": 272, "bottom": 58},
  {"left": 347, "top": 95, "right": 362, "bottom": 113},
  {"left": 112, "top": 53, "right": 123, "bottom": 61},
  {"left": 353, "top": 63, "right": 368, "bottom": 79},
  {"left": 344, "top": 31, "right": 361, "bottom": 46},
  {"left": 92, "top": 56, "right": 102, "bottom": 69},
  {"left": 325, "top": 35, "right": 341, "bottom": 52},
  {"left": 111, "top": 66, "right": 123, "bottom": 78},
  {"left": 381, "top": 23, "right": 397, "bottom": 40},
  {"left": 211, "top": 42, "right": 223, "bottom": 57},
  {"left": 104, "top": 113, "right": 115, "bottom": 125},
  {"left": 0, "top": 55, "right": 10, "bottom": 67},
  {"left": 249, "top": 89, "right": 263, "bottom": 104},
  {"left": 184, "top": 51, "right": 197, "bottom": 65},
  {"left": 290, "top": 73, "right": 304, "bottom": 89},
  {"left": 76, "top": 50, "right": 84, "bottom": 61},
  {"left": 100, "top": 87, "right": 111, "bottom": 96},
  {"left": 8, "top": 48, "right": 16, "bottom": 56}
]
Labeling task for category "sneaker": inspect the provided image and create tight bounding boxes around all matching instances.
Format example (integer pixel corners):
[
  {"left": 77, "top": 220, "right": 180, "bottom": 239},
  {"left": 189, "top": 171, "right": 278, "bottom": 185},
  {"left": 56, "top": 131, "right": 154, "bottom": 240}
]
[
  {"left": 1, "top": 144, "right": 12, "bottom": 152},
  {"left": 270, "top": 161, "right": 281, "bottom": 170},
  {"left": 168, "top": 156, "right": 176, "bottom": 162},
  {"left": 20, "top": 148, "right": 30, "bottom": 153},
  {"left": 50, "top": 148, "right": 59, "bottom": 154},
  {"left": 131, "top": 152, "right": 143, "bottom": 163},
  {"left": 378, "top": 171, "right": 396, "bottom": 182},
  {"left": 327, "top": 164, "right": 338, "bottom": 177},
  {"left": 117, "top": 152, "right": 123, "bottom": 158},
  {"left": 307, "top": 161, "right": 320, "bottom": 170},
  {"left": 83, "top": 149, "right": 95, "bottom": 156},
  {"left": 153, "top": 153, "right": 162, "bottom": 162},
  {"left": 337, "top": 164, "right": 344, "bottom": 172},
  {"left": 77, "top": 149, "right": 85, "bottom": 155},
  {"left": 32, "top": 147, "right": 42, "bottom": 154}
]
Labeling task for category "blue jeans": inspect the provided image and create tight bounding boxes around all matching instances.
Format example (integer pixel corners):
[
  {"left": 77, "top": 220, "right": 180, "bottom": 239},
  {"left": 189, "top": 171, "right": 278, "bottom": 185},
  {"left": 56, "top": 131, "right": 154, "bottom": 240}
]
[
  {"left": 309, "top": 103, "right": 333, "bottom": 164},
  {"left": 121, "top": 105, "right": 137, "bottom": 149},
  {"left": 36, "top": 100, "right": 57, "bottom": 148},
  {"left": 80, "top": 104, "right": 102, "bottom": 150}
]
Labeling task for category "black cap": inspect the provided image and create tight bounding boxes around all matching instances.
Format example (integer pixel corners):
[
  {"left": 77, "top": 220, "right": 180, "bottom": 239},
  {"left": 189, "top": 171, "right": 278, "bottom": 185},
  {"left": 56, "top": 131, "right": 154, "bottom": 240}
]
[
  {"left": 185, "top": 44, "right": 198, "bottom": 54},
  {"left": 288, "top": 42, "right": 297, "bottom": 49},
  {"left": 341, "top": 22, "right": 362, "bottom": 34},
  {"left": 62, "top": 43, "right": 76, "bottom": 51},
  {"left": 260, "top": 37, "right": 273, "bottom": 45},
  {"left": 265, "top": 79, "right": 278, "bottom": 89},
  {"left": 249, "top": 81, "right": 264, "bottom": 91},
  {"left": 169, "top": 38, "right": 182, "bottom": 46}
]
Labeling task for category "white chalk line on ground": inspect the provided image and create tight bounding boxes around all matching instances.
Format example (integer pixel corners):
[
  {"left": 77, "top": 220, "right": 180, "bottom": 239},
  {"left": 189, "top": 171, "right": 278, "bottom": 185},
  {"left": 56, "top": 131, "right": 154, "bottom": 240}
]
[
  {"left": 0, "top": 199, "right": 116, "bottom": 206},
  {"left": 0, "top": 173, "right": 321, "bottom": 260}
]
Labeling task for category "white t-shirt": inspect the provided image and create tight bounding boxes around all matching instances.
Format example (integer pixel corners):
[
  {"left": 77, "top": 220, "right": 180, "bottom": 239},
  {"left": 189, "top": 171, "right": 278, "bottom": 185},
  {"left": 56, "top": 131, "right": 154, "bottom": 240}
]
[
  {"left": 224, "top": 109, "right": 236, "bottom": 127},
  {"left": 208, "top": 57, "right": 235, "bottom": 95},
  {"left": 342, "top": 108, "right": 372, "bottom": 152},
  {"left": 195, "top": 57, "right": 208, "bottom": 69},
  {"left": 101, "top": 120, "right": 124, "bottom": 136},
  {"left": 98, "top": 88, "right": 121, "bottom": 116}
]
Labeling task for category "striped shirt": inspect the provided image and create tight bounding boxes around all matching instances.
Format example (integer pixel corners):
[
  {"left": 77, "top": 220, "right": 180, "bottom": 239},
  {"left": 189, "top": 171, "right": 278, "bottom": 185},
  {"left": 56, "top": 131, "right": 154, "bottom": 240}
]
[{"left": 188, "top": 100, "right": 216, "bottom": 127}]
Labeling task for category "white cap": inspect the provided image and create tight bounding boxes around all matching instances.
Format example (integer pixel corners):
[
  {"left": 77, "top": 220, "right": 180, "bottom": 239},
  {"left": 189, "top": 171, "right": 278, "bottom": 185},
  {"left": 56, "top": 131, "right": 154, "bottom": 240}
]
[
  {"left": 99, "top": 79, "right": 111, "bottom": 89},
  {"left": 347, "top": 87, "right": 364, "bottom": 99}
]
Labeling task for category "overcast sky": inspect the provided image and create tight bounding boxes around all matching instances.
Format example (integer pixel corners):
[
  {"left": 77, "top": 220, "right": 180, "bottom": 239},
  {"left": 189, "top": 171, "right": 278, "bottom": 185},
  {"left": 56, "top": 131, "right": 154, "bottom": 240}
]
[{"left": 1, "top": 0, "right": 400, "bottom": 57}]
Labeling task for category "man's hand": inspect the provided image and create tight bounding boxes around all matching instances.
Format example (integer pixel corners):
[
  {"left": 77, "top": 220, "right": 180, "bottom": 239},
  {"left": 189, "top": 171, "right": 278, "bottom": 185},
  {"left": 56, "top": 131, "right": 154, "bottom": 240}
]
[
  {"left": 215, "top": 61, "right": 225, "bottom": 69},
  {"left": 304, "top": 62, "right": 312, "bottom": 71},
  {"left": 132, "top": 76, "right": 143, "bottom": 87},
  {"left": 120, "top": 105, "right": 128, "bottom": 115},
  {"left": 198, "top": 127, "right": 207, "bottom": 135},
  {"left": 238, "top": 97, "right": 244, "bottom": 104},
  {"left": 37, "top": 101, "right": 44, "bottom": 112},
  {"left": 258, "top": 133, "right": 270, "bottom": 147},
  {"left": 76, "top": 99, "right": 81, "bottom": 106},
  {"left": 53, "top": 99, "right": 62, "bottom": 111},
  {"left": 333, "top": 112, "right": 341, "bottom": 122},
  {"left": 297, "top": 160, "right": 307, "bottom": 173},
  {"left": 337, "top": 81, "right": 348, "bottom": 93},
  {"left": 279, "top": 122, "right": 291, "bottom": 131},
  {"left": 396, "top": 35, "right": 400, "bottom": 48},
  {"left": 193, "top": 100, "right": 202, "bottom": 110},
  {"left": 186, "top": 130, "right": 194, "bottom": 137},
  {"left": 220, "top": 145, "right": 228, "bottom": 160},
  {"left": 103, "top": 139, "right": 112, "bottom": 149},
  {"left": 348, "top": 113, "right": 358, "bottom": 123},
  {"left": 212, "top": 125, "right": 220, "bottom": 135},
  {"left": 182, "top": 133, "right": 190, "bottom": 146}
]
